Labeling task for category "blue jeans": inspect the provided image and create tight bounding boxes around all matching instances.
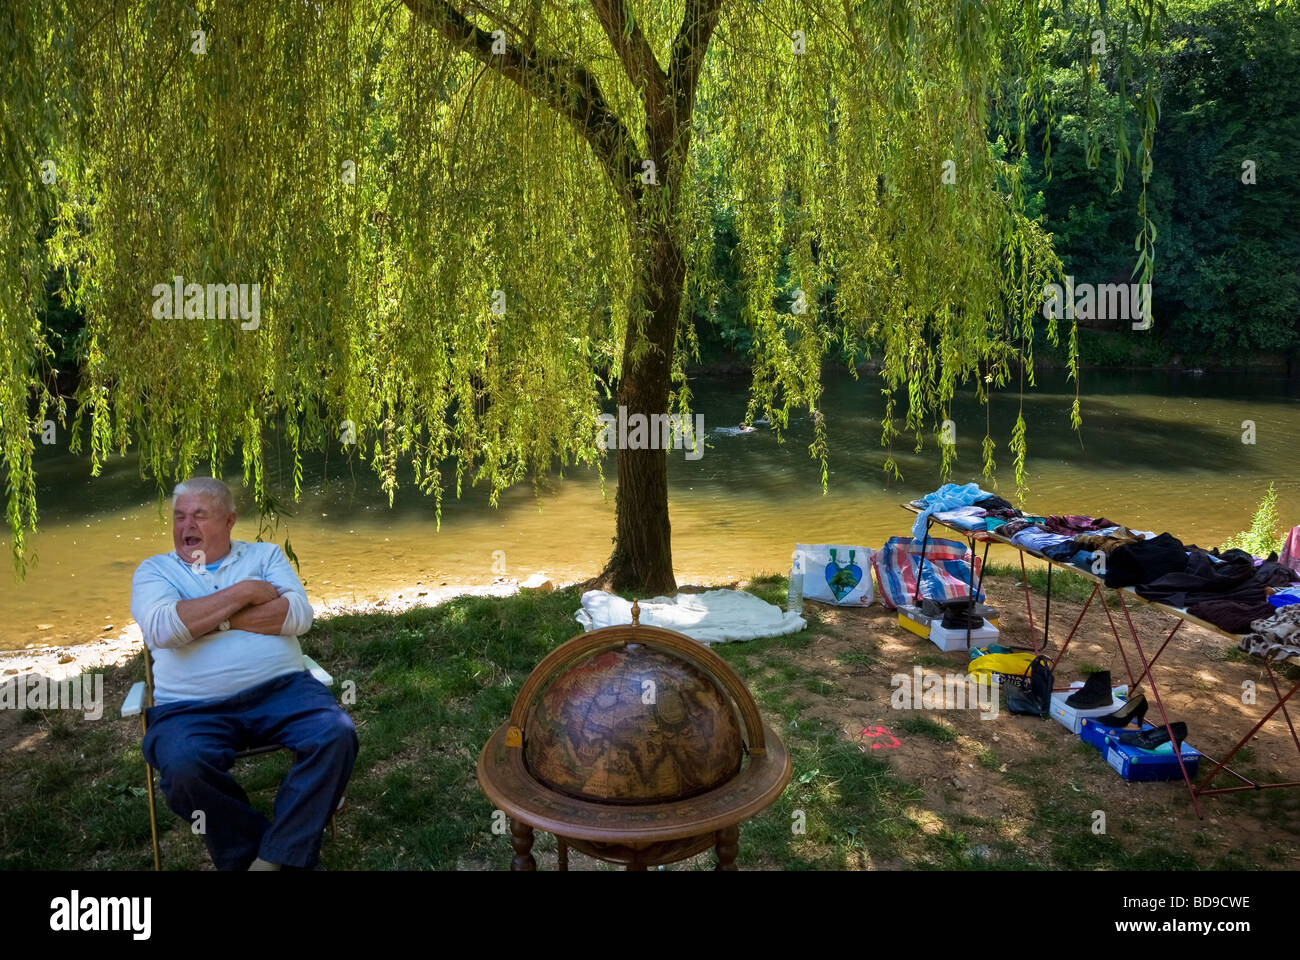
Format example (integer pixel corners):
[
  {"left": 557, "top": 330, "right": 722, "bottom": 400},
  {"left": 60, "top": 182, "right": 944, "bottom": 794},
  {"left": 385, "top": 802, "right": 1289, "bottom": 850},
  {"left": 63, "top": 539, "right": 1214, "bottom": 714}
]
[{"left": 142, "top": 670, "right": 358, "bottom": 870}]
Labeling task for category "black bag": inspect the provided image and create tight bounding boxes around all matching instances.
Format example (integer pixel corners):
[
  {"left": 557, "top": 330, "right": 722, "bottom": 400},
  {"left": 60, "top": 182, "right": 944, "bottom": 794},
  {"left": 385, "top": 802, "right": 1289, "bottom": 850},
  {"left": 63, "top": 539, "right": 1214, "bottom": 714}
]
[{"left": 1005, "top": 655, "right": 1054, "bottom": 716}]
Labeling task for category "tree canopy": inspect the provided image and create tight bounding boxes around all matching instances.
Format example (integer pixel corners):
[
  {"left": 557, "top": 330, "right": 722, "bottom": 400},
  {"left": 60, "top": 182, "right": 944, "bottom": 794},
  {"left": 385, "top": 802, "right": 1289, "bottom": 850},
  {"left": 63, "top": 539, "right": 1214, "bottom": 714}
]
[{"left": 2, "top": 0, "right": 1170, "bottom": 585}]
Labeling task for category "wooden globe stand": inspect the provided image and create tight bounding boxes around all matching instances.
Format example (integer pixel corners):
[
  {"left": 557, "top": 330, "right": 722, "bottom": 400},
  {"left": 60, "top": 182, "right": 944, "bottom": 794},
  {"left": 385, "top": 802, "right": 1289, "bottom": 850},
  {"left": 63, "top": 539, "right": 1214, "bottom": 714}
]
[{"left": 478, "top": 601, "right": 792, "bottom": 871}]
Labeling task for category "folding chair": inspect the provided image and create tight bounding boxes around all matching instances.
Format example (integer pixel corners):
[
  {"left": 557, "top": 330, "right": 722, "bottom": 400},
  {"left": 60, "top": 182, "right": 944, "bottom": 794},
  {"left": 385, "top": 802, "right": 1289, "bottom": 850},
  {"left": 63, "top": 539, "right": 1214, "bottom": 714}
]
[{"left": 120, "top": 648, "right": 343, "bottom": 870}]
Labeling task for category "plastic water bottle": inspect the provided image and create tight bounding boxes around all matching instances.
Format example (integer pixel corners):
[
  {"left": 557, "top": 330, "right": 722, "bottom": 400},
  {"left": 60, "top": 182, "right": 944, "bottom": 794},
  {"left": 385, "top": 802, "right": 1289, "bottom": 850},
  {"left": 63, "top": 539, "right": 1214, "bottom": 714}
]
[{"left": 788, "top": 551, "right": 803, "bottom": 615}]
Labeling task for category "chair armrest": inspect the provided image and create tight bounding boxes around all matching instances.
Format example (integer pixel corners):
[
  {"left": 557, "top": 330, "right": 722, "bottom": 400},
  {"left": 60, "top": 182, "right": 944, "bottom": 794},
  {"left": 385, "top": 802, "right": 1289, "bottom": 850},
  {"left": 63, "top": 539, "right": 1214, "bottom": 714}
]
[
  {"left": 121, "top": 681, "right": 146, "bottom": 718},
  {"left": 304, "top": 655, "right": 333, "bottom": 687}
]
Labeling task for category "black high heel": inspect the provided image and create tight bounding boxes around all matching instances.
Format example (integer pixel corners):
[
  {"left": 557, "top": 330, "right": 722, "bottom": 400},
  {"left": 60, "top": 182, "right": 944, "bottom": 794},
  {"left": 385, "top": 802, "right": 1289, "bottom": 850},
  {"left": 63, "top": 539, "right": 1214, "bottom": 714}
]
[
  {"left": 1116, "top": 721, "right": 1187, "bottom": 752},
  {"left": 1096, "top": 692, "right": 1148, "bottom": 728}
]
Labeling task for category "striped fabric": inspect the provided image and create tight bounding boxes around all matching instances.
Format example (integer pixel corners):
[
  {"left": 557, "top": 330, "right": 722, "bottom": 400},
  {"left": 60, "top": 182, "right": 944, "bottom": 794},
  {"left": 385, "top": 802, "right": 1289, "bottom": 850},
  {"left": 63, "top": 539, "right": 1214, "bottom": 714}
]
[{"left": 873, "top": 536, "right": 983, "bottom": 610}]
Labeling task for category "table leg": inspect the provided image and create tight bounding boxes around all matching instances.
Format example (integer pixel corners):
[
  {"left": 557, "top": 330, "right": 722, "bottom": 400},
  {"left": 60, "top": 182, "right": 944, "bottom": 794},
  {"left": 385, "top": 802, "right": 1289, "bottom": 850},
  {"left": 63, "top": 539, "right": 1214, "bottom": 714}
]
[
  {"left": 1018, "top": 551, "right": 1038, "bottom": 652},
  {"left": 1264, "top": 659, "right": 1300, "bottom": 756},
  {"left": 715, "top": 825, "right": 740, "bottom": 871},
  {"left": 1115, "top": 592, "right": 1203, "bottom": 818},
  {"left": 509, "top": 819, "right": 537, "bottom": 871},
  {"left": 1043, "top": 563, "right": 1053, "bottom": 649},
  {"left": 1197, "top": 667, "right": 1300, "bottom": 796},
  {"left": 966, "top": 536, "right": 976, "bottom": 649},
  {"left": 1094, "top": 590, "right": 1139, "bottom": 689},
  {"left": 914, "top": 522, "right": 933, "bottom": 608},
  {"left": 1049, "top": 582, "right": 1100, "bottom": 674},
  {"left": 557, "top": 837, "right": 569, "bottom": 872}
]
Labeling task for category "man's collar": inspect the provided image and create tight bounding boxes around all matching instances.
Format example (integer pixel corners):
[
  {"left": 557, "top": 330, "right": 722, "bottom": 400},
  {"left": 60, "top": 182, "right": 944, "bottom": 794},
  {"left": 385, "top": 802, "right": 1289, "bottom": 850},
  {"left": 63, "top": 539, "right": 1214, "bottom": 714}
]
[{"left": 173, "top": 540, "right": 245, "bottom": 568}]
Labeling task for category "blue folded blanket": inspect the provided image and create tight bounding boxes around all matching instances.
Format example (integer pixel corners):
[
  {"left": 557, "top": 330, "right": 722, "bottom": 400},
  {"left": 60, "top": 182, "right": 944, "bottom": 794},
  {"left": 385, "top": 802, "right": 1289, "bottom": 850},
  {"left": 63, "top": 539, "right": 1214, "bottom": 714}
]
[{"left": 912, "top": 483, "right": 990, "bottom": 541}]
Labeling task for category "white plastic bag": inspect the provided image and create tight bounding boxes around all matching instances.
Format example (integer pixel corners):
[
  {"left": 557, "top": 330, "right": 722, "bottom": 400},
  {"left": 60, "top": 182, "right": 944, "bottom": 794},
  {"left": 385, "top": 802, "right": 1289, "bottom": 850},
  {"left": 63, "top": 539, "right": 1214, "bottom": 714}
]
[{"left": 795, "top": 543, "right": 875, "bottom": 606}]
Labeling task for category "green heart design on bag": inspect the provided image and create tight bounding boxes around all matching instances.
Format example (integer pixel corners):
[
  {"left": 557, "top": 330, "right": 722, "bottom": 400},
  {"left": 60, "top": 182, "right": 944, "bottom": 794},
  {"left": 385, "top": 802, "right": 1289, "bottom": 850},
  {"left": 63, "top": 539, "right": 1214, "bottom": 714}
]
[{"left": 825, "top": 548, "right": 863, "bottom": 601}]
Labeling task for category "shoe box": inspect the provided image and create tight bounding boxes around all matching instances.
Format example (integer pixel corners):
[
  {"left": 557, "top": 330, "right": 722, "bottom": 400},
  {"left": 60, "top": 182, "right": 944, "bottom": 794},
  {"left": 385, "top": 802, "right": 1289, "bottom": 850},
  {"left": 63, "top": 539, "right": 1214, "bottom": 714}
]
[
  {"left": 1049, "top": 683, "right": 1129, "bottom": 734},
  {"left": 896, "top": 605, "right": 934, "bottom": 639},
  {"left": 928, "top": 621, "right": 1000, "bottom": 652},
  {"left": 1079, "top": 719, "right": 1201, "bottom": 782},
  {"left": 899, "top": 604, "right": 1000, "bottom": 645}
]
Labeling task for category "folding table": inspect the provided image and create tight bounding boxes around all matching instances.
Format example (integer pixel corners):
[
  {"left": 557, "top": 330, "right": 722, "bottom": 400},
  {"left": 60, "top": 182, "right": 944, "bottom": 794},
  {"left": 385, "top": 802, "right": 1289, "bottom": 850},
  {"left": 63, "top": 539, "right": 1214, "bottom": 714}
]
[{"left": 898, "top": 503, "right": 1300, "bottom": 818}]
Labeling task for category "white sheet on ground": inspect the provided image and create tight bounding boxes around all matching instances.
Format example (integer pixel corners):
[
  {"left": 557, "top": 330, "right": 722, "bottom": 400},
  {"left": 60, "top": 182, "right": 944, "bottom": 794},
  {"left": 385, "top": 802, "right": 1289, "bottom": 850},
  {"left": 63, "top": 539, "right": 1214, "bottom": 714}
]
[{"left": 574, "top": 589, "right": 806, "bottom": 645}]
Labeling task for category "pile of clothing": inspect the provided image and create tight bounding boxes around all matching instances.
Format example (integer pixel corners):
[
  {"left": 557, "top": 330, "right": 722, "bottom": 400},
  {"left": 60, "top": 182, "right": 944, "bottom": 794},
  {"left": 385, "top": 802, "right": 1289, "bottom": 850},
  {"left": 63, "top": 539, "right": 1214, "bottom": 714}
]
[
  {"left": 1128, "top": 544, "right": 1295, "bottom": 632},
  {"left": 1240, "top": 606, "right": 1300, "bottom": 663},
  {"left": 909, "top": 484, "right": 1300, "bottom": 637},
  {"left": 909, "top": 484, "right": 1018, "bottom": 540}
]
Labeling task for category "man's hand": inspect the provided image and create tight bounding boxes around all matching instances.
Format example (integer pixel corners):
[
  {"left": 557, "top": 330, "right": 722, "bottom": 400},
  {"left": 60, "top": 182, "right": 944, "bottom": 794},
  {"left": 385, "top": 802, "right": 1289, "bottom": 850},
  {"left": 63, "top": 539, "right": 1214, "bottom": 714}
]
[
  {"left": 238, "top": 579, "right": 282, "bottom": 606},
  {"left": 175, "top": 579, "right": 282, "bottom": 640},
  {"left": 229, "top": 597, "right": 292, "bottom": 636}
]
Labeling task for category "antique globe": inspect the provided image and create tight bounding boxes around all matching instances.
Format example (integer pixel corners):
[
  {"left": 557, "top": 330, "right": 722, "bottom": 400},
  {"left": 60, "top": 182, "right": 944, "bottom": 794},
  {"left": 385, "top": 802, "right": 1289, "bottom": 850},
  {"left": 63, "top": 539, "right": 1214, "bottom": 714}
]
[{"left": 478, "top": 601, "right": 791, "bottom": 870}]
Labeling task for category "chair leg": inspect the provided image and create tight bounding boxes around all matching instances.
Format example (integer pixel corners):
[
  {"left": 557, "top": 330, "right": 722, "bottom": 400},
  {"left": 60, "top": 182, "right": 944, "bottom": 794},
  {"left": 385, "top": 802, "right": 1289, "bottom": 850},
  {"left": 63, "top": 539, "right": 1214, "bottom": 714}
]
[
  {"left": 328, "top": 793, "right": 344, "bottom": 842},
  {"left": 144, "top": 759, "right": 161, "bottom": 872},
  {"left": 141, "top": 714, "right": 161, "bottom": 872}
]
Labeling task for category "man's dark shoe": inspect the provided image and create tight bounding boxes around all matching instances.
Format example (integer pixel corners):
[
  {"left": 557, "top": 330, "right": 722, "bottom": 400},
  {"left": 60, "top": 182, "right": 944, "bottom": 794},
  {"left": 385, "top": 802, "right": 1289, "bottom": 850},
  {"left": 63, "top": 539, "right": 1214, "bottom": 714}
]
[{"left": 1065, "top": 670, "right": 1113, "bottom": 709}]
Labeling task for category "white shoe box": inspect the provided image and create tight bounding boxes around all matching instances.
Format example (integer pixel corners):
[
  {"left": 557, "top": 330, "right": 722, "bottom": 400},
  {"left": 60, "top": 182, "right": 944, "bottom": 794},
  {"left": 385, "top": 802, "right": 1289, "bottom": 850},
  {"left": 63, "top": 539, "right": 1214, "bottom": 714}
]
[
  {"left": 1050, "top": 683, "right": 1130, "bottom": 734},
  {"left": 929, "top": 621, "right": 1000, "bottom": 652}
]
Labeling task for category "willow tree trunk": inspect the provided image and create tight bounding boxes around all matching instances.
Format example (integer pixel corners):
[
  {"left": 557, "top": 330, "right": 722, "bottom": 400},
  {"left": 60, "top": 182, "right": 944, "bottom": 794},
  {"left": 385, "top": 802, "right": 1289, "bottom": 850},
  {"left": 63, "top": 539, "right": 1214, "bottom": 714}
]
[
  {"left": 604, "top": 225, "right": 685, "bottom": 595},
  {"left": 397, "top": 0, "right": 722, "bottom": 595}
]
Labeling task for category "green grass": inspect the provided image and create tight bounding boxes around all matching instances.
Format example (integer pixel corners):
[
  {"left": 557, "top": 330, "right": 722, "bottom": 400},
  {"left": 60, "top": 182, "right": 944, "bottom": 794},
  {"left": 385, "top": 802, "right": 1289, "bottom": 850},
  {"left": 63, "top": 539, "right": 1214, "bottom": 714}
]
[
  {"left": 896, "top": 715, "right": 958, "bottom": 743},
  {"left": 910, "top": 652, "right": 956, "bottom": 668},
  {"left": 839, "top": 651, "right": 877, "bottom": 668},
  {"left": 984, "top": 562, "right": 1097, "bottom": 605},
  {"left": 1, "top": 581, "right": 1291, "bottom": 871}
]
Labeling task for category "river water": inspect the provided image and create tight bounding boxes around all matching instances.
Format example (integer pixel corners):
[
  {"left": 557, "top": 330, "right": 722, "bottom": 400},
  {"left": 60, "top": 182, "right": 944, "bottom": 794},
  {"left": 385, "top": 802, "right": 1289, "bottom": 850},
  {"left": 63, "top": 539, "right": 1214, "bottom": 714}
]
[{"left": 2, "top": 369, "right": 1296, "bottom": 651}]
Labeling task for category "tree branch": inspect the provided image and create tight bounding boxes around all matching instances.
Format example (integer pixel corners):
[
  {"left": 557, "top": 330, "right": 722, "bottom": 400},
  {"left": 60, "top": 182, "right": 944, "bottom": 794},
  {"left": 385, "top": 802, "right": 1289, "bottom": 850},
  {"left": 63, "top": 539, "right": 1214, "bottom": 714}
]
[
  {"left": 589, "top": 0, "right": 669, "bottom": 127},
  {"left": 401, "top": 0, "right": 642, "bottom": 212},
  {"left": 667, "top": 0, "right": 725, "bottom": 146}
]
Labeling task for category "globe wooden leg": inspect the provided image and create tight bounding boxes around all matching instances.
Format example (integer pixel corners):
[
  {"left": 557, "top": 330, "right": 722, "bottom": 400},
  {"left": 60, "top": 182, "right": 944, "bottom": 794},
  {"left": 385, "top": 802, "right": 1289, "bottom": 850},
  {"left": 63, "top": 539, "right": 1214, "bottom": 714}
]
[
  {"left": 715, "top": 824, "right": 739, "bottom": 871},
  {"left": 509, "top": 819, "right": 537, "bottom": 871},
  {"left": 557, "top": 837, "right": 569, "bottom": 872}
]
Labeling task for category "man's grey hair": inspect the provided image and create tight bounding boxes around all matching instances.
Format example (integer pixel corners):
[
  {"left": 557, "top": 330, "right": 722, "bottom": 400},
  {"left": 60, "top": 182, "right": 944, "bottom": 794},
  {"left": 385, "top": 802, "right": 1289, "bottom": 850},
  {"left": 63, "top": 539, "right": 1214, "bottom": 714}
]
[{"left": 172, "top": 477, "right": 236, "bottom": 515}]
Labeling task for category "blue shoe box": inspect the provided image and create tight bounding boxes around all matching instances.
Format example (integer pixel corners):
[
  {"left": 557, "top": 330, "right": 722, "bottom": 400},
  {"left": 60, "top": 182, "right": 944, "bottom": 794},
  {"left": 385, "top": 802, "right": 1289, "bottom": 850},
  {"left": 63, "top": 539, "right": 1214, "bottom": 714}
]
[{"left": 1079, "top": 718, "right": 1200, "bottom": 782}]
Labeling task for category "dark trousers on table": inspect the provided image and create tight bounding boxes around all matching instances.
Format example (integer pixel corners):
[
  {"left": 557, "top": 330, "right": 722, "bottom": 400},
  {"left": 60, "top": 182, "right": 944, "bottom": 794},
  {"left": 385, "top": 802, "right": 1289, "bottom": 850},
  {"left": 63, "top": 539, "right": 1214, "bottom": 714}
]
[{"left": 142, "top": 670, "right": 358, "bottom": 870}]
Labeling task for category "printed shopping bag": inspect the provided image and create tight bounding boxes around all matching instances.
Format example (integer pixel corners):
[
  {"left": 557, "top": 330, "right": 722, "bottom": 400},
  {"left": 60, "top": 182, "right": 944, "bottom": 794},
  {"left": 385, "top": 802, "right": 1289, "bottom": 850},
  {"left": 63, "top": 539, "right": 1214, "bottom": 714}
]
[{"left": 796, "top": 544, "right": 876, "bottom": 606}]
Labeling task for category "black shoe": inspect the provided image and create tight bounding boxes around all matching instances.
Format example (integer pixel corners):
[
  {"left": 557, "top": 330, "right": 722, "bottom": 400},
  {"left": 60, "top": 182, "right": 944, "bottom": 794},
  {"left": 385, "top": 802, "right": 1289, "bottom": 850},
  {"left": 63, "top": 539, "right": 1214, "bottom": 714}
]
[
  {"left": 1065, "top": 671, "right": 1113, "bottom": 709},
  {"left": 1116, "top": 721, "right": 1187, "bottom": 752},
  {"left": 1096, "top": 692, "right": 1148, "bottom": 728}
]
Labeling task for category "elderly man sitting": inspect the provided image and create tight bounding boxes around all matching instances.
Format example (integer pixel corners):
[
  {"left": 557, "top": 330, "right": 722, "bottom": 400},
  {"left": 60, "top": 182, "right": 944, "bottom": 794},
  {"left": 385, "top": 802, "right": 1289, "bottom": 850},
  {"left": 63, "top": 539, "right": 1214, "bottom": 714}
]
[{"left": 131, "top": 476, "right": 357, "bottom": 871}]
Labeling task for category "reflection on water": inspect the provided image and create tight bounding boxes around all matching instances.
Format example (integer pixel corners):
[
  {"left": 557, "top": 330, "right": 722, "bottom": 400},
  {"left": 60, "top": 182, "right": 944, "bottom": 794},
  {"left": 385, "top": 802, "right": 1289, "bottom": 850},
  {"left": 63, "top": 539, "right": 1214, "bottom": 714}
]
[{"left": 2, "top": 369, "right": 1297, "bottom": 650}]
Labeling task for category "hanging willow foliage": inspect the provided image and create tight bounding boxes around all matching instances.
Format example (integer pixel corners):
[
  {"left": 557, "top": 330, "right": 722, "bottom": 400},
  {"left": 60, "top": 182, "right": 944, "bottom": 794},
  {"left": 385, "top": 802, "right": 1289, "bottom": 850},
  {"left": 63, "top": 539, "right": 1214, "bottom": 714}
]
[{"left": 1, "top": 0, "right": 1165, "bottom": 579}]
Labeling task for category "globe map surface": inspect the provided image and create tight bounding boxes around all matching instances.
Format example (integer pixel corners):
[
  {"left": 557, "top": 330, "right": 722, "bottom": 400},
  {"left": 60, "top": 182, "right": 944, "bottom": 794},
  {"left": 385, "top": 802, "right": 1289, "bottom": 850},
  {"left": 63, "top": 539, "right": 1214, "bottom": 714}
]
[{"left": 523, "top": 644, "right": 745, "bottom": 804}]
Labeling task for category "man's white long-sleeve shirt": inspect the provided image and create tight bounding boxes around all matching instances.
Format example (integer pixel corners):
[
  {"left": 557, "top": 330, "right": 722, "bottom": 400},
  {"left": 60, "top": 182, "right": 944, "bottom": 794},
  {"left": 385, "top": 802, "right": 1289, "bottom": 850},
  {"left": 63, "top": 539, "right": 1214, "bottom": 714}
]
[{"left": 130, "top": 540, "right": 314, "bottom": 704}]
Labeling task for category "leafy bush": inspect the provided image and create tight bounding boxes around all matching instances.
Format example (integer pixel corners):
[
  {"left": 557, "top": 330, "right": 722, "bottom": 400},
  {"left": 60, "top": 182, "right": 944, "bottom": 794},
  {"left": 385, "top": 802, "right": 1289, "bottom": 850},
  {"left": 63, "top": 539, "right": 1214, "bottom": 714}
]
[{"left": 1221, "top": 483, "right": 1285, "bottom": 558}]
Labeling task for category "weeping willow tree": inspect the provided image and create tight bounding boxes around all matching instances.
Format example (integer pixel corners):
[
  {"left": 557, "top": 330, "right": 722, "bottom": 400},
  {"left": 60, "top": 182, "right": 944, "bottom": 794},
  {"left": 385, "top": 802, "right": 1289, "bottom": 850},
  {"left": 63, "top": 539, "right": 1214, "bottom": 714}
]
[{"left": 2, "top": 0, "right": 1166, "bottom": 592}]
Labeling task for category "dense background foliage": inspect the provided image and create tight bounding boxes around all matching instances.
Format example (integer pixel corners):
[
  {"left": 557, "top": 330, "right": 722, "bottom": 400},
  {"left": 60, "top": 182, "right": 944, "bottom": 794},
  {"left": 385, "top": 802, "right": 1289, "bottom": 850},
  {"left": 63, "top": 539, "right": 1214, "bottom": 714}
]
[{"left": 693, "top": 0, "right": 1300, "bottom": 368}]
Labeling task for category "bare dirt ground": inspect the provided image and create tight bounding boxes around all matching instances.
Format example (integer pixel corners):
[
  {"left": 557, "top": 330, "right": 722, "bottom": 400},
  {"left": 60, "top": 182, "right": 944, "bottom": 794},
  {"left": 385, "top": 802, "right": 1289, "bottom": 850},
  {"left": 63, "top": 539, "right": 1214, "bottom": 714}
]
[{"left": 789, "top": 573, "right": 1300, "bottom": 868}]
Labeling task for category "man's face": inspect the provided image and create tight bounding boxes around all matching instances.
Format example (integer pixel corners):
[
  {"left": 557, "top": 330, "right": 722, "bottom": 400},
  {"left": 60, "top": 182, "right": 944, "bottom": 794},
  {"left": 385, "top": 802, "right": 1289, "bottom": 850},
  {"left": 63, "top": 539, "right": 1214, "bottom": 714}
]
[{"left": 172, "top": 493, "right": 236, "bottom": 565}]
